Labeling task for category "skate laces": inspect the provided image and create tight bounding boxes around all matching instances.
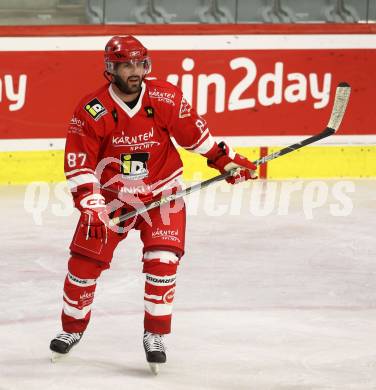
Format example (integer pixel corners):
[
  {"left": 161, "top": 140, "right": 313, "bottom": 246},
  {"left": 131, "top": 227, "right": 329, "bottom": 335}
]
[
  {"left": 144, "top": 332, "right": 166, "bottom": 353},
  {"left": 55, "top": 332, "right": 82, "bottom": 345}
]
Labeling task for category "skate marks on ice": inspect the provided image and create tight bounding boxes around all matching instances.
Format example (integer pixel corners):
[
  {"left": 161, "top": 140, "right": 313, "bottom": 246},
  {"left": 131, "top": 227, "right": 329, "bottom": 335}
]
[
  {"left": 170, "top": 310, "right": 376, "bottom": 390},
  {"left": 1, "top": 328, "right": 159, "bottom": 390},
  {"left": 2, "top": 309, "right": 374, "bottom": 390},
  {"left": 49, "top": 354, "right": 152, "bottom": 379},
  {"left": 1, "top": 182, "right": 376, "bottom": 389}
]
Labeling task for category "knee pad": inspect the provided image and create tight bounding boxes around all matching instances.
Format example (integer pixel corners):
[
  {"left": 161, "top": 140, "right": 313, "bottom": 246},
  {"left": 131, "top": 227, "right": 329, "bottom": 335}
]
[
  {"left": 142, "top": 250, "right": 179, "bottom": 275},
  {"left": 68, "top": 253, "right": 109, "bottom": 281}
]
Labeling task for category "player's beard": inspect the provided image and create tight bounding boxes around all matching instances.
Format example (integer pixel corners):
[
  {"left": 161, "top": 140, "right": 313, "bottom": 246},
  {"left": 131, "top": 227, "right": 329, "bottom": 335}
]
[{"left": 113, "top": 74, "right": 142, "bottom": 95}]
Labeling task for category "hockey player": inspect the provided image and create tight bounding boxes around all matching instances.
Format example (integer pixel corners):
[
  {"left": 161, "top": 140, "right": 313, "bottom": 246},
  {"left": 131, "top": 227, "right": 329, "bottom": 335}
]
[{"left": 50, "top": 35, "right": 257, "bottom": 373}]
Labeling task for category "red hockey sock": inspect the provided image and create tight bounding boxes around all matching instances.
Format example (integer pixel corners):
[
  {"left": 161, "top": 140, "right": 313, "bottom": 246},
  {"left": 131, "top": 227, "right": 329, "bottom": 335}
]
[
  {"left": 142, "top": 252, "right": 179, "bottom": 334},
  {"left": 61, "top": 254, "right": 107, "bottom": 333}
]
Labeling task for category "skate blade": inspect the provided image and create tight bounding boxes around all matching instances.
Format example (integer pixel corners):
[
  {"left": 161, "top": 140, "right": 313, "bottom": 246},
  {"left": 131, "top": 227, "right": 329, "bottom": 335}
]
[
  {"left": 51, "top": 351, "right": 68, "bottom": 363},
  {"left": 148, "top": 363, "right": 160, "bottom": 375}
]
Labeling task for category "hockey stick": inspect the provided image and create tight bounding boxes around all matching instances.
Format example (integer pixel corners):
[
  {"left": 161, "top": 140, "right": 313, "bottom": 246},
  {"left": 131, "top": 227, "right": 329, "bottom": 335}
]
[{"left": 109, "top": 82, "right": 351, "bottom": 227}]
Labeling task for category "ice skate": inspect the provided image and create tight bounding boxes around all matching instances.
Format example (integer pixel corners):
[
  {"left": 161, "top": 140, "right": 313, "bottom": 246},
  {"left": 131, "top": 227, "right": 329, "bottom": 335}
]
[
  {"left": 143, "top": 331, "right": 166, "bottom": 375},
  {"left": 50, "top": 331, "right": 83, "bottom": 362}
]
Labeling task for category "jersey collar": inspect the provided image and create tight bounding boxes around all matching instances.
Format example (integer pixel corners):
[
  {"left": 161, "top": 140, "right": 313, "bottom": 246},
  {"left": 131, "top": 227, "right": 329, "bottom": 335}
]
[{"left": 108, "top": 82, "right": 146, "bottom": 118}]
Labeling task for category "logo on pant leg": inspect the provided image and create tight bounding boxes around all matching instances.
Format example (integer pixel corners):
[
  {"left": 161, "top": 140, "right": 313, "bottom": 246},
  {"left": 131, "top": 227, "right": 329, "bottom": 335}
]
[
  {"left": 152, "top": 228, "right": 180, "bottom": 242},
  {"left": 163, "top": 287, "right": 175, "bottom": 304}
]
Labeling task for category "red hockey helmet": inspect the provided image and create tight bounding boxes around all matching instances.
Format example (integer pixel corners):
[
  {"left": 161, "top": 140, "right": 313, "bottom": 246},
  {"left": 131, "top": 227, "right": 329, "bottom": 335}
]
[{"left": 104, "top": 35, "right": 152, "bottom": 75}]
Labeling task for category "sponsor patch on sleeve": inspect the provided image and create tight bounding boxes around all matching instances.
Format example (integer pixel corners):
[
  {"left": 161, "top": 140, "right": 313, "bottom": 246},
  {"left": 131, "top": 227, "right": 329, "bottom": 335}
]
[
  {"left": 84, "top": 98, "right": 107, "bottom": 121},
  {"left": 179, "top": 97, "right": 192, "bottom": 118},
  {"left": 68, "top": 116, "right": 85, "bottom": 135}
]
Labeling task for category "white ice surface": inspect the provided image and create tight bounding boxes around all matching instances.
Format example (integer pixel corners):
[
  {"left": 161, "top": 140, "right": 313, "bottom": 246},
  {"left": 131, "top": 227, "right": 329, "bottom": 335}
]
[{"left": 0, "top": 179, "right": 375, "bottom": 390}]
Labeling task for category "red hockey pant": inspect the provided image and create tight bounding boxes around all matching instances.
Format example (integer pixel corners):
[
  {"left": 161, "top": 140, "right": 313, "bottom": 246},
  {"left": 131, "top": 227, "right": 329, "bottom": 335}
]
[{"left": 61, "top": 201, "right": 185, "bottom": 335}]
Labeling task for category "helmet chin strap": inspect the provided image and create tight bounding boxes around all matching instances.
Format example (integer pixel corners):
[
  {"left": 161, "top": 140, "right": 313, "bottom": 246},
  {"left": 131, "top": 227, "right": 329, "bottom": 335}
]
[{"left": 103, "top": 71, "right": 112, "bottom": 83}]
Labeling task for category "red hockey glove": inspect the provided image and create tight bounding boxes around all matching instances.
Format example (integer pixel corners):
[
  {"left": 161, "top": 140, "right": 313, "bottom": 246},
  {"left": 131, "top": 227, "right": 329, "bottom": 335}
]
[
  {"left": 207, "top": 141, "right": 258, "bottom": 184},
  {"left": 78, "top": 193, "right": 110, "bottom": 242},
  {"left": 81, "top": 208, "right": 109, "bottom": 241}
]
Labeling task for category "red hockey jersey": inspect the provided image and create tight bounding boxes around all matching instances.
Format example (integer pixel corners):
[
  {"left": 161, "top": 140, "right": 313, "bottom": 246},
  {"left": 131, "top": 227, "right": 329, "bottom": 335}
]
[{"left": 64, "top": 79, "right": 218, "bottom": 208}]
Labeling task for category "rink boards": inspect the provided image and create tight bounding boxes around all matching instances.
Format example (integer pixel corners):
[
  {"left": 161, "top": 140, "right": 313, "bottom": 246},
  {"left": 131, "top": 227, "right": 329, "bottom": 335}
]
[
  {"left": 0, "top": 25, "right": 375, "bottom": 183},
  {"left": 0, "top": 138, "right": 375, "bottom": 184}
]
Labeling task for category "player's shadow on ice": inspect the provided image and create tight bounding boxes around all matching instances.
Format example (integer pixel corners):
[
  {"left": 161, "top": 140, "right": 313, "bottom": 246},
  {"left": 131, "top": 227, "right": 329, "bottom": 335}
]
[{"left": 84, "top": 358, "right": 152, "bottom": 377}]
